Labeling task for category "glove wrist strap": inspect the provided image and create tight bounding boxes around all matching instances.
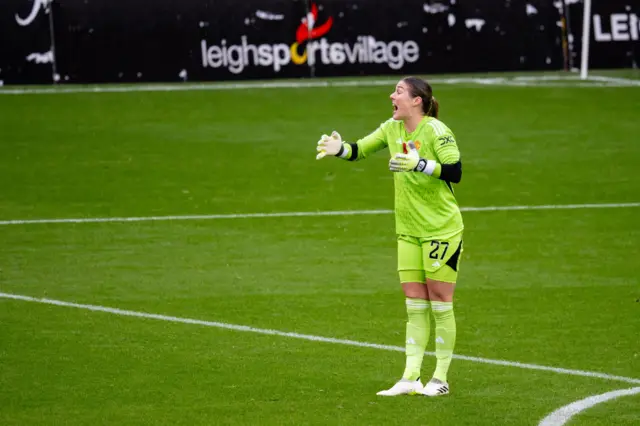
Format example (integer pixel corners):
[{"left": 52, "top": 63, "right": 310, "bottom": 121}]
[
  {"left": 337, "top": 143, "right": 351, "bottom": 159},
  {"left": 415, "top": 158, "right": 437, "bottom": 175}
]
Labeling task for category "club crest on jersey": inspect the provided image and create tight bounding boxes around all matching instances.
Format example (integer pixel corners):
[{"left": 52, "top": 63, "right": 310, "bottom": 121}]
[{"left": 402, "top": 140, "right": 421, "bottom": 154}]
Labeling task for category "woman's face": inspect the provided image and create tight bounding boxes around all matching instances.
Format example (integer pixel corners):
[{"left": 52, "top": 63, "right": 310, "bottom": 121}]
[{"left": 390, "top": 80, "right": 418, "bottom": 120}]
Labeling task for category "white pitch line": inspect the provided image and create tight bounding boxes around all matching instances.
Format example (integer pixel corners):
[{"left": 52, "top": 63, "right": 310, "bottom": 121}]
[
  {"left": 1, "top": 292, "right": 640, "bottom": 386},
  {"left": 463, "top": 202, "right": 640, "bottom": 212},
  {"left": 0, "top": 209, "right": 392, "bottom": 225},
  {"left": 538, "top": 387, "right": 640, "bottom": 426},
  {"left": 587, "top": 75, "right": 640, "bottom": 87},
  {"left": 0, "top": 75, "right": 635, "bottom": 95},
  {"left": 1, "top": 202, "right": 639, "bottom": 226}
]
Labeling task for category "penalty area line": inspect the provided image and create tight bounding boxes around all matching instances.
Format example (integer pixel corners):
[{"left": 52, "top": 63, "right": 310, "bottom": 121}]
[
  {"left": 0, "top": 202, "right": 639, "bottom": 226},
  {"left": 1, "top": 292, "right": 640, "bottom": 386}
]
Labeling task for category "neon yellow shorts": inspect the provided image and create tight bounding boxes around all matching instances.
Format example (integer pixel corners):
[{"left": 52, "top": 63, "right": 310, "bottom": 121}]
[{"left": 397, "top": 231, "right": 463, "bottom": 284}]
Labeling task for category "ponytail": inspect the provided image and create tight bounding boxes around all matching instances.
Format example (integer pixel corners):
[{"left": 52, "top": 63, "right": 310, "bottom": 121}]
[{"left": 425, "top": 96, "right": 439, "bottom": 119}]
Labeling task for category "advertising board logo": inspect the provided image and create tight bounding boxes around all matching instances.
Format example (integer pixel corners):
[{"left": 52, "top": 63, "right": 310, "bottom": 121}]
[
  {"left": 201, "top": 2, "right": 420, "bottom": 74},
  {"left": 593, "top": 13, "right": 640, "bottom": 42},
  {"left": 14, "top": 0, "right": 55, "bottom": 75},
  {"left": 15, "top": 0, "right": 51, "bottom": 27},
  {"left": 290, "top": 3, "right": 334, "bottom": 64}
]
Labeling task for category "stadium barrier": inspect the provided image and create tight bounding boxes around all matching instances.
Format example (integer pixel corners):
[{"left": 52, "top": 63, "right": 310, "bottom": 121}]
[{"left": 0, "top": 0, "right": 637, "bottom": 85}]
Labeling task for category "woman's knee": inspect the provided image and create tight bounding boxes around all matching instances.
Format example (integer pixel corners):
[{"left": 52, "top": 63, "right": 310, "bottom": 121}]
[
  {"left": 426, "top": 279, "right": 455, "bottom": 302},
  {"left": 402, "top": 282, "right": 429, "bottom": 299}
]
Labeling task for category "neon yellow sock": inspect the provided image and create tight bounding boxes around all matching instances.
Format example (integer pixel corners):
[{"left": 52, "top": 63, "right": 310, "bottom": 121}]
[
  {"left": 402, "top": 298, "right": 430, "bottom": 381},
  {"left": 431, "top": 301, "right": 456, "bottom": 382}
]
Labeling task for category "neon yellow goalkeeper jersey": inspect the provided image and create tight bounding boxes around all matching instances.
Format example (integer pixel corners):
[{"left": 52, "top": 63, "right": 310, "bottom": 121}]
[{"left": 354, "top": 117, "right": 463, "bottom": 239}]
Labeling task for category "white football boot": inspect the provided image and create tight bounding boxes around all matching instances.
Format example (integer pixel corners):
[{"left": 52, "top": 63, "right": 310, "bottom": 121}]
[
  {"left": 376, "top": 378, "right": 423, "bottom": 396},
  {"left": 420, "top": 378, "right": 449, "bottom": 397}
]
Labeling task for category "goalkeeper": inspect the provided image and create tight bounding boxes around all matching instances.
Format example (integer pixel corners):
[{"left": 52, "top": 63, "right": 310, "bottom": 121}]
[{"left": 316, "top": 77, "right": 463, "bottom": 397}]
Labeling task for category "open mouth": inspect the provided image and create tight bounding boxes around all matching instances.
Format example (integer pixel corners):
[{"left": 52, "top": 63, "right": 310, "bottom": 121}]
[{"left": 392, "top": 103, "right": 398, "bottom": 112}]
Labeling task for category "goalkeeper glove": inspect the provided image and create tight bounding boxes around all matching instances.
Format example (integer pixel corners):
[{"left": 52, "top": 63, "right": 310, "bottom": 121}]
[
  {"left": 389, "top": 141, "right": 438, "bottom": 175},
  {"left": 316, "top": 131, "right": 343, "bottom": 160},
  {"left": 389, "top": 140, "right": 421, "bottom": 172}
]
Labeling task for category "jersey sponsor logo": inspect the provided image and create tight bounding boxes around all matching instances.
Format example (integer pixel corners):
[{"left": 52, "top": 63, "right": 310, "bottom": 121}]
[
  {"left": 438, "top": 135, "right": 455, "bottom": 146},
  {"left": 201, "top": 2, "right": 421, "bottom": 74}
]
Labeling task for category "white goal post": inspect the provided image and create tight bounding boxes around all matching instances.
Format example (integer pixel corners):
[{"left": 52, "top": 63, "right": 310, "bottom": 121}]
[{"left": 580, "top": 0, "right": 593, "bottom": 79}]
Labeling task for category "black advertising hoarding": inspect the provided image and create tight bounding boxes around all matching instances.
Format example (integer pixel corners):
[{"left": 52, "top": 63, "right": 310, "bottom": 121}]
[
  {"left": 415, "top": 0, "right": 563, "bottom": 74},
  {"left": 196, "top": 0, "right": 315, "bottom": 80},
  {"left": 52, "top": 0, "right": 210, "bottom": 84},
  {"left": 0, "top": 0, "right": 635, "bottom": 85},
  {"left": 52, "top": 0, "right": 564, "bottom": 83},
  {"left": 567, "top": 0, "right": 640, "bottom": 69},
  {"left": 1, "top": 0, "right": 566, "bottom": 84},
  {"left": 198, "top": 0, "right": 425, "bottom": 80},
  {"left": 53, "top": 0, "right": 428, "bottom": 82},
  {"left": 0, "top": 0, "right": 55, "bottom": 85}
]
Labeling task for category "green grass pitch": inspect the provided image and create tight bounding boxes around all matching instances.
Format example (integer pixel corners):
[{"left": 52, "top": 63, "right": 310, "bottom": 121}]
[{"left": 0, "top": 71, "right": 639, "bottom": 425}]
